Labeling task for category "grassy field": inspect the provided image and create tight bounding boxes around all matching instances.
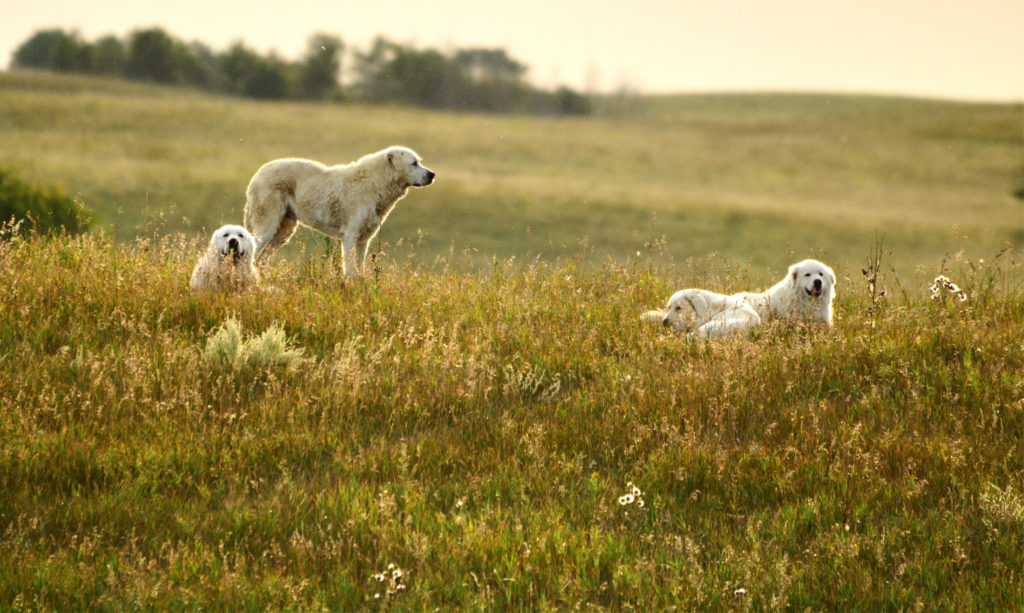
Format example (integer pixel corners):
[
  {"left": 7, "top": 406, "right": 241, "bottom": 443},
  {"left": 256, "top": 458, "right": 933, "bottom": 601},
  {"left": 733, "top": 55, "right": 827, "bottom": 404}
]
[
  {"left": 0, "top": 70, "right": 1021, "bottom": 281},
  {"left": 1, "top": 71, "right": 1023, "bottom": 610},
  {"left": 0, "top": 230, "right": 1022, "bottom": 611}
]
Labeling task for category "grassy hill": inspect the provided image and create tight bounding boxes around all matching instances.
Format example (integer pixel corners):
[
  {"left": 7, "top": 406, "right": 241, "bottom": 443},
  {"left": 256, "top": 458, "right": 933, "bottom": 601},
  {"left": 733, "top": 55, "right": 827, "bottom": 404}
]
[
  {"left": 0, "top": 70, "right": 1020, "bottom": 282},
  {"left": 1, "top": 230, "right": 1022, "bottom": 610},
  {"left": 1, "top": 71, "right": 1023, "bottom": 610}
]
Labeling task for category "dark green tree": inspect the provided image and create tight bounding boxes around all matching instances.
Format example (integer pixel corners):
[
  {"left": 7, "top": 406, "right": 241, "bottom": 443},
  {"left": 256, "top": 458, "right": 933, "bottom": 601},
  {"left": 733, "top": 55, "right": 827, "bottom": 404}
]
[
  {"left": 89, "top": 35, "right": 126, "bottom": 75},
  {"left": 124, "top": 28, "right": 178, "bottom": 83},
  {"left": 218, "top": 42, "right": 288, "bottom": 99},
  {"left": 299, "top": 33, "right": 343, "bottom": 100},
  {"left": 554, "top": 86, "right": 592, "bottom": 116},
  {"left": 11, "top": 29, "right": 88, "bottom": 72}
]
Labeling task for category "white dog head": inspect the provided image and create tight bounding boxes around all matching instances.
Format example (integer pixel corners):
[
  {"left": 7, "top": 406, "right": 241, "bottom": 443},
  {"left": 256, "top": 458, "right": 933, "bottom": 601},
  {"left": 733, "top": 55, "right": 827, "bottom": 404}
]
[
  {"left": 781, "top": 258, "right": 836, "bottom": 324},
  {"left": 210, "top": 224, "right": 256, "bottom": 263},
  {"left": 386, "top": 146, "right": 435, "bottom": 188},
  {"left": 660, "top": 290, "right": 701, "bottom": 332},
  {"left": 788, "top": 259, "right": 835, "bottom": 299}
]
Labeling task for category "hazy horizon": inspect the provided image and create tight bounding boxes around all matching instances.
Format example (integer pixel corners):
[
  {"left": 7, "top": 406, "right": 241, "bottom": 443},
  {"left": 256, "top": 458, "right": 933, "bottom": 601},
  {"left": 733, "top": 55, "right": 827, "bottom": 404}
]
[{"left": 2, "top": 0, "right": 1022, "bottom": 103}]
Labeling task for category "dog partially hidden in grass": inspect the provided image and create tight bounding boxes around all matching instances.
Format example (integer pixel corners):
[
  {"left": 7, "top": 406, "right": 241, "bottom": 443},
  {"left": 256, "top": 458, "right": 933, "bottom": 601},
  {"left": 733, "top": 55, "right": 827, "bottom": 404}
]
[
  {"left": 644, "top": 259, "right": 836, "bottom": 338},
  {"left": 189, "top": 225, "right": 259, "bottom": 292}
]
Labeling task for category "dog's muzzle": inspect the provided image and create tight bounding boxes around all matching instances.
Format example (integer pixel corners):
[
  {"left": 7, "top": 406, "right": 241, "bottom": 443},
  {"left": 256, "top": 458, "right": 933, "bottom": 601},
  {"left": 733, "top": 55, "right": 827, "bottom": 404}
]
[
  {"left": 227, "top": 238, "right": 242, "bottom": 262},
  {"left": 807, "top": 279, "right": 823, "bottom": 297}
]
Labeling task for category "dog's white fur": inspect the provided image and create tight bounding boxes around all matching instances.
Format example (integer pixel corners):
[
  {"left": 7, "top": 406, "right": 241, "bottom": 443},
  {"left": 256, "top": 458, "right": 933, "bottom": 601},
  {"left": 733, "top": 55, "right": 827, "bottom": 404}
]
[
  {"left": 243, "top": 146, "right": 435, "bottom": 276},
  {"left": 189, "top": 224, "right": 259, "bottom": 291},
  {"left": 648, "top": 259, "right": 836, "bottom": 338}
]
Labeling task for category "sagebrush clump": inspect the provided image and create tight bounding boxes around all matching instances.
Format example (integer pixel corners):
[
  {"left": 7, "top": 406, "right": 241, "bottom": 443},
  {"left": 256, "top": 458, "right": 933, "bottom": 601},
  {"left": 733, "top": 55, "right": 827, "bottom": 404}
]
[
  {"left": 0, "top": 168, "right": 92, "bottom": 235},
  {"left": 203, "top": 317, "right": 305, "bottom": 372}
]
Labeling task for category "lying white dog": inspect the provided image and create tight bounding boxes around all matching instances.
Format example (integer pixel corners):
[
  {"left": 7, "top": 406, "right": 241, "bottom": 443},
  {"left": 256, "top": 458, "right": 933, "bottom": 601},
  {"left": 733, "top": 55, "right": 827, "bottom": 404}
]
[
  {"left": 189, "top": 225, "right": 259, "bottom": 291},
  {"left": 645, "top": 259, "right": 836, "bottom": 338}
]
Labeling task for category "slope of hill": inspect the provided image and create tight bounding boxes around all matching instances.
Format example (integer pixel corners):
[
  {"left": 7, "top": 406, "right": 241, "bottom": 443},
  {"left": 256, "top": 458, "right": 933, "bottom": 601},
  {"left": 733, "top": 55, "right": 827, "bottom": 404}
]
[{"left": 0, "top": 70, "right": 1020, "bottom": 284}]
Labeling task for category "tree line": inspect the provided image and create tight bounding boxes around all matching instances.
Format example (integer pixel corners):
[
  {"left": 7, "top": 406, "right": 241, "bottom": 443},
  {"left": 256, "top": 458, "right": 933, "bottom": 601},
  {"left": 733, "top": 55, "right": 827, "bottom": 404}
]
[{"left": 10, "top": 28, "right": 592, "bottom": 116}]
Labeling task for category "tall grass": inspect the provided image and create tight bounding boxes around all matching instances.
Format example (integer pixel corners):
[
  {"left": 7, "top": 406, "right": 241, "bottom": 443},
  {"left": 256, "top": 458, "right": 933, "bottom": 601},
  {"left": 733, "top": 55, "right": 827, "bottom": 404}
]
[{"left": 1, "top": 230, "right": 1021, "bottom": 610}]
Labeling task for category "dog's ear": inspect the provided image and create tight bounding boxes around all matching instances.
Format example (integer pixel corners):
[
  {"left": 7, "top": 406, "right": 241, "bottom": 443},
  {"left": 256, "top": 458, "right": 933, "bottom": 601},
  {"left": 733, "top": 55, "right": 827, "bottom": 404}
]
[
  {"left": 789, "top": 264, "right": 799, "bottom": 287},
  {"left": 386, "top": 149, "right": 402, "bottom": 170}
]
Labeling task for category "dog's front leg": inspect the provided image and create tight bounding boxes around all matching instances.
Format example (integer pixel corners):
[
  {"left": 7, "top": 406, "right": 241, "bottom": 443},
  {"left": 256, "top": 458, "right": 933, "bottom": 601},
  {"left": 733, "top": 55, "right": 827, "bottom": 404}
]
[{"left": 341, "top": 235, "right": 360, "bottom": 276}]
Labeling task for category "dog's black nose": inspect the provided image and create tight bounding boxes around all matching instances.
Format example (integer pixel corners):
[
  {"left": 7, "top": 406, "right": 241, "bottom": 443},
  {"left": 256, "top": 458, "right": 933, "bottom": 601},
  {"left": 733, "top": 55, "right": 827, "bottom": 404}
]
[
  {"left": 228, "top": 237, "right": 239, "bottom": 252},
  {"left": 426, "top": 170, "right": 436, "bottom": 183},
  {"left": 813, "top": 278, "right": 822, "bottom": 289}
]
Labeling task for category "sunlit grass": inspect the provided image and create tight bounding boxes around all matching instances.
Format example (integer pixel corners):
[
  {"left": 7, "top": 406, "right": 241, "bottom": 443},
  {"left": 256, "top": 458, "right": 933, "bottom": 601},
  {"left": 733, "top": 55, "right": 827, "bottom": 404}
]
[{"left": 0, "top": 230, "right": 1022, "bottom": 610}]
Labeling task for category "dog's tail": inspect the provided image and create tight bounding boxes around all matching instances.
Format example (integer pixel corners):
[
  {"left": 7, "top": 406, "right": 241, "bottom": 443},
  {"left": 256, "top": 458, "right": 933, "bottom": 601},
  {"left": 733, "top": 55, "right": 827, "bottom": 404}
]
[{"left": 253, "top": 205, "right": 298, "bottom": 260}]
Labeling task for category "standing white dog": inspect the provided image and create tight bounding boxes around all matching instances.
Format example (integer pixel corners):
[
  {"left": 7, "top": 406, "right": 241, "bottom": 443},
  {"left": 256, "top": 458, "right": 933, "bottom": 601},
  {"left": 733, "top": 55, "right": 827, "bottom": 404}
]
[
  {"left": 189, "top": 224, "right": 259, "bottom": 291},
  {"left": 646, "top": 259, "right": 836, "bottom": 338},
  {"left": 243, "top": 146, "right": 435, "bottom": 276}
]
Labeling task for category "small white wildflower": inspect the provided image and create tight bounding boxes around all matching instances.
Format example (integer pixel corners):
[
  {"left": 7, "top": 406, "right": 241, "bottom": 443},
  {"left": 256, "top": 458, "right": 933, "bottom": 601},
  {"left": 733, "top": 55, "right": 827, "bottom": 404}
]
[
  {"left": 734, "top": 587, "right": 747, "bottom": 597},
  {"left": 618, "top": 494, "right": 635, "bottom": 506},
  {"left": 636, "top": 498, "right": 645, "bottom": 509},
  {"left": 630, "top": 483, "right": 642, "bottom": 498}
]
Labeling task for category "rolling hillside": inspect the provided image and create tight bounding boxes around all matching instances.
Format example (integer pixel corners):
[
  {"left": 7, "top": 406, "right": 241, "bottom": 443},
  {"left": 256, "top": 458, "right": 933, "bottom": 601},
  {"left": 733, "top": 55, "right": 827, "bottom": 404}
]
[
  {"left": 0, "top": 70, "right": 1020, "bottom": 285},
  {"left": 1, "top": 70, "right": 1022, "bottom": 610}
]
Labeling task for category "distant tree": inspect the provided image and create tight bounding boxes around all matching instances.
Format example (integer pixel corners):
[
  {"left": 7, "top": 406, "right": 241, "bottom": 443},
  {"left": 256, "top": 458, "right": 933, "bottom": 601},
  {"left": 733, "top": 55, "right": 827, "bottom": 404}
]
[
  {"left": 218, "top": 42, "right": 263, "bottom": 95},
  {"left": 454, "top": 48, "right": 526, "bottom": 83},
  {"left": 386, "top": 47, "right": 459, "bottom": 108},
  {"left": 173, "top": 41, "right": 213, "bottom": 88},
  {"left": 554, "top": 86, "right": 592, "bottom": 116},
  {"left": 50, "top": 32, "right": 90, "bottom": 72},
  {"left": 185, "top": 42, "right": 220, "bottom": 87},
  {"left": 125, "top": 28, "right": 178, "bottom": 83},
  {"left": 11, "top": 29, "right": 88, "bottom": 72},
  {"left": 353, "top": 39, "right": 462, "bottom": 108},
  {"left": 89, "top": 35, "right": 126, "bottom": 75},
  {"left": 11, "top": 29, "right": 63, "bottom": 69},
  {"left": 351, "top": 37, "right": 405, "bottom": 102},
  {"left": 243, "top": 59, "right": 289, "bottom": 99},
  {"left": 299, "top": 33, "right": 343, "bottom": 100},
  {"left": 218, "top": 42, "right": 288, "bottom": 99}
]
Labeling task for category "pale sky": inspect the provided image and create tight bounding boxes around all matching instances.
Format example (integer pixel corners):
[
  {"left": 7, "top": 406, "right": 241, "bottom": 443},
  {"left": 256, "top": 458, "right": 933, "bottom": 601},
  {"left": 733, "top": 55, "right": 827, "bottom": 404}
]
[{"left": 2, "top": 0, "right": 1022, "bottom": 101}]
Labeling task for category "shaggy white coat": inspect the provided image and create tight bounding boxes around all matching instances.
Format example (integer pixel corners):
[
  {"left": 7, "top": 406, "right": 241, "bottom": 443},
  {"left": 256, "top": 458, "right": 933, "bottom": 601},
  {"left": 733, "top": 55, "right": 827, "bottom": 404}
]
[
  {"left": 189, "top": 224, "right": 259, "bottom": 291},
  {"left": 647, "top": 259, "right": 836, "bottom": 338},
  {"left": 243, "top": 146, "right": 435, "bottom": 276}
]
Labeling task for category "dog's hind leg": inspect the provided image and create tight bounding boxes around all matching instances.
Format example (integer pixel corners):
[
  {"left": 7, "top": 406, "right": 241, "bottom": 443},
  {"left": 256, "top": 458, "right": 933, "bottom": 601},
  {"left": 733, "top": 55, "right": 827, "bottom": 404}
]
[
  {"left": 260, "top": 206, "right": 298, "bottom": 258},
  {"left": 245, "top": 188, "right": 298, "bottom": 260}
]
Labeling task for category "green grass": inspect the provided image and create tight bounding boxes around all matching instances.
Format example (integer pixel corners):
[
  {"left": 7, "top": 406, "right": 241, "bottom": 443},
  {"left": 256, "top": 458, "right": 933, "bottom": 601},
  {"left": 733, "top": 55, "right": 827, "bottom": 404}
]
[
  {"left": 0, "top": 70, "right": 1020, "bottom": 277},
  {"left": 1, "top": 71, "right": 1023, "bottom": 610},
  {"left": 1, "top": 230, "right": 1022, "bottom": 611}
]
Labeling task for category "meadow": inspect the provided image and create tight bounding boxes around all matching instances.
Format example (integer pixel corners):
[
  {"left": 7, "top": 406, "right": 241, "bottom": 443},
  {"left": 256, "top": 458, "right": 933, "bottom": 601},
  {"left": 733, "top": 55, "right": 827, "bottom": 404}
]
[{"left": 1, "top": 71, "right": 1023, "bottom": 611}]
